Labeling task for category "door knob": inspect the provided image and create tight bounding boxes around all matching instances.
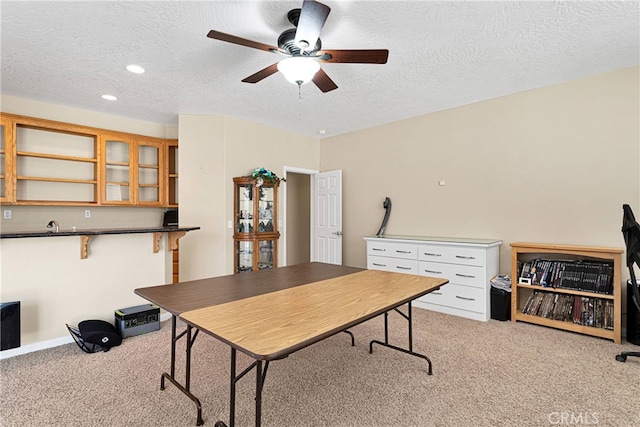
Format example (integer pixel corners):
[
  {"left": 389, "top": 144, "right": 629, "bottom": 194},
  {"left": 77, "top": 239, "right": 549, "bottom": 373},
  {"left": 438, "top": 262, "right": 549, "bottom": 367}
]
[{"left": 332, "top": 231, "right": 343, "bottom": 236}]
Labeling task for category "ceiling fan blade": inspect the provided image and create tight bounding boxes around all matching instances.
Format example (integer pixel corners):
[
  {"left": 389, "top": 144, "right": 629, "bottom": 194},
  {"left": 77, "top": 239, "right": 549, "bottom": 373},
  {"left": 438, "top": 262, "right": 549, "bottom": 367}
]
[
  {"left": 207, "top": 30, "right": 279, "bottom": 53},
  {"left": 241, "top": 63, "right": 279, "bottom": 84},
  {"left": 295, "top": 0, "right": 331, "bottom": 52},
  {"left": 318, "top": 49, "right": 389, "bottom": 64},
  {"left": 312, "top": 68, "right": 338, "bottom": 93}
]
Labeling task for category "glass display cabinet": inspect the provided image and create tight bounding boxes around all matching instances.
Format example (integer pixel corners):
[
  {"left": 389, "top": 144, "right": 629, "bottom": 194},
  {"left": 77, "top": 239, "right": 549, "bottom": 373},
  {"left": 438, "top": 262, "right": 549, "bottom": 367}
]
[{"left": 233, "top": 176, "right": 279, "bottom": 273}]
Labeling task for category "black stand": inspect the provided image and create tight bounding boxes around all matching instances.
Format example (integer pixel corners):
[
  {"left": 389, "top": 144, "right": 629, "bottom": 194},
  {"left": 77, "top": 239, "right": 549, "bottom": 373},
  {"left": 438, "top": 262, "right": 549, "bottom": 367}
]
[
  {"left": 615, "top": 204, "right": 640, "bottom": 363},
  {"left": 376, "top": 197, "right": 391, "bottom": 237}
]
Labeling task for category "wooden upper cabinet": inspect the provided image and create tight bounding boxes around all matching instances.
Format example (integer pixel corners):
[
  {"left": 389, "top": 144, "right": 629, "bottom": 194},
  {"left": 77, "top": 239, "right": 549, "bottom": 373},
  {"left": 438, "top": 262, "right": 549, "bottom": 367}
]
[
  {"left": 1, "top": 113, "right": 176, "bottom": 207},
  {"left": 11, "top": 115, "right": 98, "bottom": 205},
  {"left": 0, "top": 116, "right": 15, "bottom": 203},
  {"left": 136, "top": 138, "right": 164, "bottom": 206},
  {"left": 101, "top": 134, "right": 167, "bottom": 206}
]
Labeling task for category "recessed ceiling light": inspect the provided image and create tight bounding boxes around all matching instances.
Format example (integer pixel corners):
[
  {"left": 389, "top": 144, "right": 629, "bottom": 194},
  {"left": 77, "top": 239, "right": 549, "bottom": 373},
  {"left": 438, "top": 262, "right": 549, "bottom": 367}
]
[
  {"left": 126, "top": 64, "right": 145, "bottom": 74},
  {"left": 318, "top": 129, "right": 327, "bottom": 135},
  {"left": 101, "top": 94, "right": 117, "bottom": 101}
]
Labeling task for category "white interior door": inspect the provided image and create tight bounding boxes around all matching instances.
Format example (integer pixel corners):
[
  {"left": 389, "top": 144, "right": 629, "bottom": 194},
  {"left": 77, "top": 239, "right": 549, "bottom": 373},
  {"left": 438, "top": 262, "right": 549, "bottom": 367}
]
[{"left": 312, "top": 170, "right": 342, "bottom": 264}]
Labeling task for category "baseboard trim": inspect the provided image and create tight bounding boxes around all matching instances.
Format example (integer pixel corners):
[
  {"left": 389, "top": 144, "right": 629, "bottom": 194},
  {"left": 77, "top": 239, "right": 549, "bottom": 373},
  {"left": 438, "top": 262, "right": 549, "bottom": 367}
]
[
  {"left": 0, "top": 312, "right": 172, "bottom": 360},
  {"left": 0, "top": 335, "right": 73, "bottom": 360}
]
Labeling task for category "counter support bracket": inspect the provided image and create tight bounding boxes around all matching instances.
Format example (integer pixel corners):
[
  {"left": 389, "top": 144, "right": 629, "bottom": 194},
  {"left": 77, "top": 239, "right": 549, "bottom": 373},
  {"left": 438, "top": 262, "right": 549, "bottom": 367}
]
[
  {"left": 154, "top": 231, "right": 187, "bottom": 253},
  {"left": 80, "top": 235, "right": 90, "bottom": 259}
]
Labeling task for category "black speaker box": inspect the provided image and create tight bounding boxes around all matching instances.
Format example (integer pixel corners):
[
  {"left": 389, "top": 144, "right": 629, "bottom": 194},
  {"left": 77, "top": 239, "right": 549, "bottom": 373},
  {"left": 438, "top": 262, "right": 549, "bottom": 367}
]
[
  {"left": 1, "top": 301, "right": 21, "bottom": 351},
  {"left": 163, "top": 209, "right": 178, "bottom": 227}
]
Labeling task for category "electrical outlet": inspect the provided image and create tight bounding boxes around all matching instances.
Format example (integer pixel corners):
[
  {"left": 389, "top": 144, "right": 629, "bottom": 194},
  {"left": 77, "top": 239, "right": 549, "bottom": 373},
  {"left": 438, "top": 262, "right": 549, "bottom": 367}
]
[
  {"left": 3, "top": 209, "right": 11, "bottom": 220},
  {"left": 84, "top": 209, "right": 91, "bottom": 219}
]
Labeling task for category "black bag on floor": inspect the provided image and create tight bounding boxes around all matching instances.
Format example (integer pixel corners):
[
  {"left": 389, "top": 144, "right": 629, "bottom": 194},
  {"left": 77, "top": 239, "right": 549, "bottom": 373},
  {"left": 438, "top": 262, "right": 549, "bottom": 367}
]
[{"left": 66, "top": 319, "right": 122, "bottom": 353}]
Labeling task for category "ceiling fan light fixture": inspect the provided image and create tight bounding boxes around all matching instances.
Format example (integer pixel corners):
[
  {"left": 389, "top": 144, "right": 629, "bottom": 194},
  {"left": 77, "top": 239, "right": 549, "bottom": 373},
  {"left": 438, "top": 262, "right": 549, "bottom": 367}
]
[{"left": 277, "top": 57, "right": 320, "bottom": 85}]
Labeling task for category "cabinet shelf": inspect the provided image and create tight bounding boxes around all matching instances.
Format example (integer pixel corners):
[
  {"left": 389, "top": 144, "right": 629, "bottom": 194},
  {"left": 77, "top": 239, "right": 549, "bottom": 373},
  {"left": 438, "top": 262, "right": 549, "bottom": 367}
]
[
  {"left": 13, "top": 200, "right": 98, "bottom": 206},
  {"left": 511, "top": 242, "right": 623, "bottom": 343},
  {"left": 514, "top": 311, "right": 616, "bottom": 341},
  {"left": 17, "top": 176, "right": 97, "bottom": 184},
  {"left": 516, "top": 283, "right": 615, "bottom": 299},
  {"left": 17, "top": 151, "right": 96, "bottom": 163}
]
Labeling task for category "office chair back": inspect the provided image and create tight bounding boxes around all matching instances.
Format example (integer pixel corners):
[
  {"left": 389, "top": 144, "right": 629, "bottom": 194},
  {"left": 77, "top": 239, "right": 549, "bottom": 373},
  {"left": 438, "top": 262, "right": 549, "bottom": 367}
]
[{"left": 622, "top": 204, "right": 640, "bottom": 312}]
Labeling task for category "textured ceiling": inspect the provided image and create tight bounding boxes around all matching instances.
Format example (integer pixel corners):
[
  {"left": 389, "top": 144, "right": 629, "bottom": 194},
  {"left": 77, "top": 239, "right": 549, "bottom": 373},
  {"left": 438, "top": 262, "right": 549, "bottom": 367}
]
[{"left": 1, "top": 1, "right": 638, "bottom": 138}]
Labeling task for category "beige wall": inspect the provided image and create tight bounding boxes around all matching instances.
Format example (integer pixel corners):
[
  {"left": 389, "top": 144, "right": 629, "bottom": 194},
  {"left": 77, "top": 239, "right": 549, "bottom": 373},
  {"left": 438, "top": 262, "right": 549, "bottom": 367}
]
[
  {"left": 177, "top": 115, "right": 226, "bottom": 281},
  {"left": 320, "top": 66, "right": 640, "bottom": 277},
  {"left": 177, "top": 115, "right": 320, "bottom": 280}
]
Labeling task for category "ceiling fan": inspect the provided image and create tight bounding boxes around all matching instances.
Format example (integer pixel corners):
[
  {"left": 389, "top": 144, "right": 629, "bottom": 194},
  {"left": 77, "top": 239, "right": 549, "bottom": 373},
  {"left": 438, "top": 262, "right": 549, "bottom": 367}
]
[{"left": 207, "top": 0, "right": 389, "bottom": 93}]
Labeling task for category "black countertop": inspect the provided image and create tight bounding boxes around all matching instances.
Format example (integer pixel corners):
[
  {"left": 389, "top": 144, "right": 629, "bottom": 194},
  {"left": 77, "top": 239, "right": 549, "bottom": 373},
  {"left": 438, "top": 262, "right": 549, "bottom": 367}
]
[{"left": 0, "top": 226, "right": 200, "bottom": 239}]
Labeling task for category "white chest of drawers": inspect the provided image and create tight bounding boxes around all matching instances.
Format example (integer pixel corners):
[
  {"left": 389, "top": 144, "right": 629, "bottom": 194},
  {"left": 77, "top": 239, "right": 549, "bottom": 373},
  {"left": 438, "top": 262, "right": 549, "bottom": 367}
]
[{"left": 365, "top": 235, "right": 502, "bottom": 321}]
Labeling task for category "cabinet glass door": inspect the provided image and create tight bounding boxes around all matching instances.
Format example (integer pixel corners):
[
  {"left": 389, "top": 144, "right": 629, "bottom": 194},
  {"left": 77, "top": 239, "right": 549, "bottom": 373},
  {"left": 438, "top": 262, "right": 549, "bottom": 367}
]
[
  {"left": 258, "top": 185, "right": 275, "bottom": 233},
  {"left": 236, "top": 240, "right": 254, "bottom": 273},
  {"left": 236, "top": 184, "right": 254, "bottom": 234},
  {"left": 167, "top": 143, "right": 178, "bottom": 207},
  {"left": 257, "top": 239, "right": 275, "bottom": 270},
  {"left": 105, "top": 139, "right": 132, "bottom": 203},
  {"left": 138, "top": 142, "right": 160, "bottom": 204}
]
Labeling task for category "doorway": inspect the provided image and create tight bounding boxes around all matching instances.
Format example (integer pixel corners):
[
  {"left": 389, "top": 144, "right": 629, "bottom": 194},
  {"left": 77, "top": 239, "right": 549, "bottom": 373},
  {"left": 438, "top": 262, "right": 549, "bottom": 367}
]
[
  {"left": 282, "top": 167, "right": 343, "bottom": 266},
  {"left": 282, "top": 167, "right": 315, "bottom": 266}
]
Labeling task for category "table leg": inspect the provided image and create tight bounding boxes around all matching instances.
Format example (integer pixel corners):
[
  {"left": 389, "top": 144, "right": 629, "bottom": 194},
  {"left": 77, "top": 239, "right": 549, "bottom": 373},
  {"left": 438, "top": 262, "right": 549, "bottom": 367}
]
[
  {"left": 341, "top": 330, "right": 355, "bottom": 346},
  {"left": 255, "top": 360, "right": 263, "bottom": 427},
  {"left": 160, "top": 316, "right": 204, "bottom": 425},
  {"left": 216, "top": 348, "right": 271, "bottom": 427},
  {"left": 369, "top": 302, "right": 433, "bottom": 375}
]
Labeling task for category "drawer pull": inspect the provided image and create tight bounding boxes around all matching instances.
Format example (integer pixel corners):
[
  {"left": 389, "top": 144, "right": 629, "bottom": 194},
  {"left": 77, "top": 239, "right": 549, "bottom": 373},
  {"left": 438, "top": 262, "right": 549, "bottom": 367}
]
[
  {"left": 372, "top": 248, "right": 386, "bottom": 252},
  {"left": 423, "top": 252, "right": 442, "bottom": 257},
  {"left": 396, "top": 250, "right": 412, "bottom": 254},
  {"left": 396, "top": 266, "right": 412, "bottom": 270},
  {"left": 372, "top": 263, "right": 386, "bottom": 267},
  {"left": 456, "top": 255, "right": 476, "bottom": 260},
  {"left": 455, "top": 295, "right": 476, "bottom": 301},
  {"left": 455, "top": 273, "right": 476, "bottom": 278},
  {"left": 431, "top": 291, "right": 443, "bottom": 296},
  {"left": 423, "top": 269, "right": 442, "bottom": 274}
]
